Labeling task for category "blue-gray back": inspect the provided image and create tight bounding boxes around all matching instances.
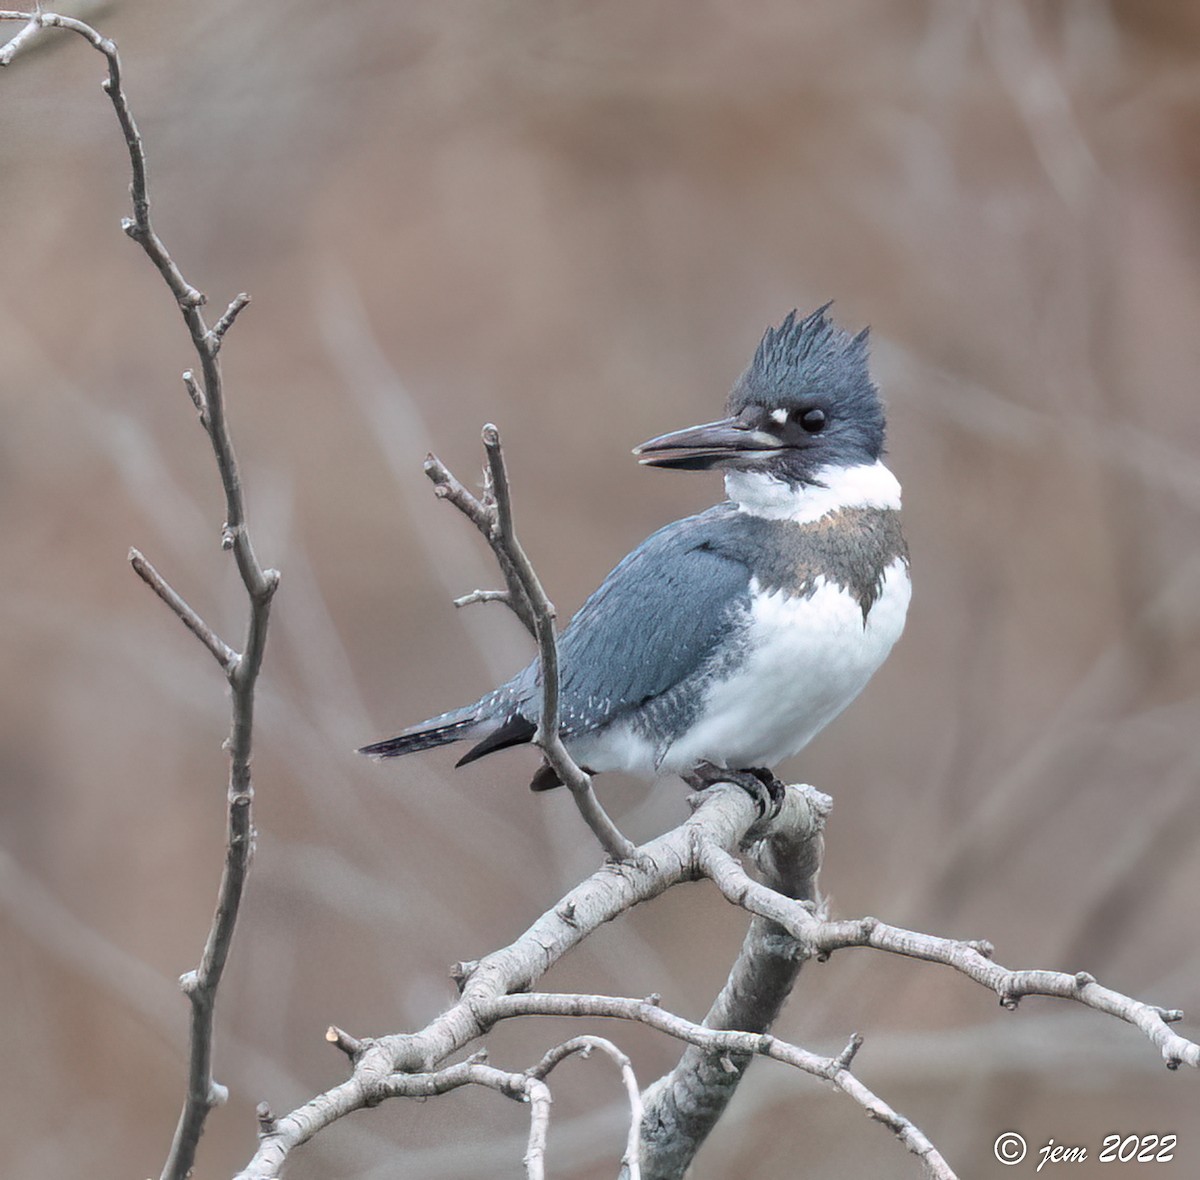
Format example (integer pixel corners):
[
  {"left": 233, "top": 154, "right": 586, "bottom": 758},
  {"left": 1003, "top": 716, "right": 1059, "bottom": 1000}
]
[{"left": 501, "top": 505, "right": 754, "bottom": 734}]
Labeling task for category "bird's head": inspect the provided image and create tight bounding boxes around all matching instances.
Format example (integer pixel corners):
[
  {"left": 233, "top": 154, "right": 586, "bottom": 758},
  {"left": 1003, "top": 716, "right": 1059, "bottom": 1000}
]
[{"left": 633, "top": 305, "right": 885, "bottom": 486}]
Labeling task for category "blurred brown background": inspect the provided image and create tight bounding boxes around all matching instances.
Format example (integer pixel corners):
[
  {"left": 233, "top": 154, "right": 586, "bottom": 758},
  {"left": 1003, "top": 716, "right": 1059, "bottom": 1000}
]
[{"left": 2, "top": 2, "right": 1199, "bottom": 1177}]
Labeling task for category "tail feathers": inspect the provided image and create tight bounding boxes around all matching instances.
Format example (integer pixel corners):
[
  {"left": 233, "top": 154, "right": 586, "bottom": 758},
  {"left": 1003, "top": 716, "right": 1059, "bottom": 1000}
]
[
  {"left": 358, "top": 712, "right": 481, "bottom": 759},
  {"left": 454, "top": 712, "right": 537, "bottom": 767}
]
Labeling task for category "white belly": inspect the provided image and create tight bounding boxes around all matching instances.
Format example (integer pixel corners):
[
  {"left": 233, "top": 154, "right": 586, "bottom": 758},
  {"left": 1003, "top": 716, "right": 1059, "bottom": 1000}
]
[
  {"left": 663, "top": 557, "right": 910, "bottom": 771},
  {"left": 570, "top": 558, "right": 910, "bottom": 778}
]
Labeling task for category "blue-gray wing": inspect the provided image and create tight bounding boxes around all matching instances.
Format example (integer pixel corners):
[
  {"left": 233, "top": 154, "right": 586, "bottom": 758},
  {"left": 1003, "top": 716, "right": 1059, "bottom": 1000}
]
[{"left": 508, "top": 505, "right": 753, "bottom": 734}]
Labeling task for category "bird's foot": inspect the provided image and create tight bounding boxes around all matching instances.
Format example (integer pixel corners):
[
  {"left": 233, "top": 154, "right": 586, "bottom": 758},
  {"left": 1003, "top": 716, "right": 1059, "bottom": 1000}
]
[
  {"left": 747, "top": 767, "right": 788, "bottom": 819},
  {"left": 683, "top": 762, "right": 786, "bottom": 821}
]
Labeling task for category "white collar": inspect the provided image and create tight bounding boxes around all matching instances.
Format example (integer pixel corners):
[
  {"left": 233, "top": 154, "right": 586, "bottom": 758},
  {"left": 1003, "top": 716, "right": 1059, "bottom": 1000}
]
[{"left": 724, "top": 461, "right": 902, "bottom": 524}]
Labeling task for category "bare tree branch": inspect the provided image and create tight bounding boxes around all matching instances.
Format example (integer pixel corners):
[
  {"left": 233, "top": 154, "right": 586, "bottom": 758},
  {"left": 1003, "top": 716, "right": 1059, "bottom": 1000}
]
[
  {"left": 211, "top": 291, "right": 252, "bottom": 348},
  {"left": 128, "top": 547, "right": 239, "bottom": 674},
  {"left": 495, "top": 991, "right": 954, "bottom": 1180},
  {"left": 232, "top": 789, "right": 903, "bottom": 1177},
  {"left": 529, "top": 1036, "right": 644, "bottom": 1180},
  {"left": 0, "top": 1, "right": 111, "bottom": 64},
  {"left": 453, "top": 587, "right": 516, "bottom": 611},
  {"left": 423, "top": 450, "right": 534, "bottom": 626},
  {"left": 0, "top": 12, "right": 280, "bottom": 1180},
  {"left": 425, "top": 427, "right": 637, "bottom": 860},
  {"left": 696, "top": 840, "right": 1200, "bottom": 1069},
  {"left": 233, "top": 771, "right": 1198, "bottom": 1179},
  {"left": 0, "top": 10, "right": 37, "bottom": 63},
  {"left": 636, "top": 787, "right": 831, "bottom": 1178},
  {"left": 325, "top": 1025, "right": 364, "bottom": 1060},
  {"left": 522, "top": 1078, "right": 554, "bottom": 1180},
  {"left": 232, "top": 786, "right": 771, "bottom": 1179},
  {"left": 182, "top": 368, "right": 209, "bottom": 429}
]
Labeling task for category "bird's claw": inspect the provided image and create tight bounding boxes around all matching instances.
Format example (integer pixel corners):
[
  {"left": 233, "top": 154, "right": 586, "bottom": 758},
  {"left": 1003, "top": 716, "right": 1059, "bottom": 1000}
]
[
  {"left": 747, "top": 766, "right": 787, "bottom": 821},
  {"left": 684, "top": 762, "right": 786, "bottom": 822}
]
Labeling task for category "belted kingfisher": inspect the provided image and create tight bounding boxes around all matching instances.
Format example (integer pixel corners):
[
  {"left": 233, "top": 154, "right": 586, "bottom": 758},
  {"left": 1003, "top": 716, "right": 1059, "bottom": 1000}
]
[{"left": 361, "top": 306, "right": 910, "bottom": 804}]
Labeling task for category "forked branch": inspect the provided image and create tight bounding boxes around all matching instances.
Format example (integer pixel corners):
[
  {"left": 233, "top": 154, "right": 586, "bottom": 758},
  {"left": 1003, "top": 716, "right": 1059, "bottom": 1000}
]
[
  {"left": 425, "top": 426, "right": 637, "bottom": 860},
  {"left": 235, "top": 785, "right": 956, "bottom": 1180},
  {"left": 696, "top": 841, "right": 1200, "bottom": 1070},
  {"left": 636, "top": 787, "right": 830, "bottom": 1178},
  {"left": 528, "top": 1036, "right": 645, "bottom": 1179},
  {"left": 233, "top": 772, "right": 1197, "bottom": 1179},
  {"left": 0, "top": 12, "right": 279, "bottom": 1180}
]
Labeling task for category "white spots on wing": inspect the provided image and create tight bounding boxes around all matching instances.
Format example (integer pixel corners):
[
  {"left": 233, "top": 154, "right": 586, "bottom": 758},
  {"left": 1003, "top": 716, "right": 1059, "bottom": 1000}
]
[{"left": 725, "top": 461, "right": 902, "bottom": 523}]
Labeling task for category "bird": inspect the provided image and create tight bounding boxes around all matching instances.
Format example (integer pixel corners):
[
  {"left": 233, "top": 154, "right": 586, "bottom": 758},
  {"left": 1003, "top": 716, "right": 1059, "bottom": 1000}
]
[{"left": 360, "top": 305, "right": 910, "bottom": 810}]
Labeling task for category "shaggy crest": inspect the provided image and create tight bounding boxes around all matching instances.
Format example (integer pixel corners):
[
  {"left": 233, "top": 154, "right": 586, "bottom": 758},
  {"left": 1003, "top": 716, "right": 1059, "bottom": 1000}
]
[{"left": 729, "top": 305, "right": 873, "bottom": 413}]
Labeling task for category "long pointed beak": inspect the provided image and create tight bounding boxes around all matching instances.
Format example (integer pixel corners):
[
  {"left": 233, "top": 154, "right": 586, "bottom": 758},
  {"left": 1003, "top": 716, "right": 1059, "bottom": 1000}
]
[{"left": 633, "top": 414, "right": 782, "bottom": 470}]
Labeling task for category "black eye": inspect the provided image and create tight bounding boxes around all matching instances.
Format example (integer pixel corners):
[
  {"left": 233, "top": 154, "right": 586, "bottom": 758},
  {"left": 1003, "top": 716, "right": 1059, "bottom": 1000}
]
[{"left": 797, "top": 408, "right": 826, "bottom": 434}]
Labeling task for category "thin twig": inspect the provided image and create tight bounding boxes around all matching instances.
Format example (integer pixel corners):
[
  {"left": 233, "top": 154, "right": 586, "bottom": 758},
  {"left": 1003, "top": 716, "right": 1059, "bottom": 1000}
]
[
  {"left": 325, "top": 1025, "right": 364, "bottom": 1059},
  {"left": 496, "top": 992, "right": 954, "bottom": 1180},
  {"left": 479, "top": 425, "right": 637, "bottom": 860},
  {"left": 423, "top": 451, "right": 535, "bottom": 630},
  {"left": 453, "top": 588, "right": 514, "bottom": 610},
  {"left": 209, "top": 291, "right": 251, "bottom": 349},
  {"left": 0, "top": 11, "right": 38, "bottom": 64},
  {"left": 0, "top": 13, "right": 280, "bottom": 1180},
  {"left": 424, "top": 426, "right": 637, "bottom": 860},
  {"left": 522, "top": 1076, "right": 553, "bottom": 1180},
  {"left": 182, "top": 369, "right": 208, "bottom": 429},
  {"left": 478, "top": 423, "right": 558, "bottom": 721},
  {"left": 129, "top": 548, "right": 239, "bottom": 674},
  {"left": 351, "top": 1051, "right": 554, "bottom": 1180},
  {"left": 529, "top": 1036, "right": 644, "bottom": 1180},
  {"left": 696, "top": 840, "right": 1200, "bottom": 1069}
]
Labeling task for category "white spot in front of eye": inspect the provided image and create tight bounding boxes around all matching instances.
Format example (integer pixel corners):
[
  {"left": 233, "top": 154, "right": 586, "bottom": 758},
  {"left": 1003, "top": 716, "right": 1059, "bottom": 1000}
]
[{"left": 770, "top": 408, "right": 788, "bottom": 425}]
